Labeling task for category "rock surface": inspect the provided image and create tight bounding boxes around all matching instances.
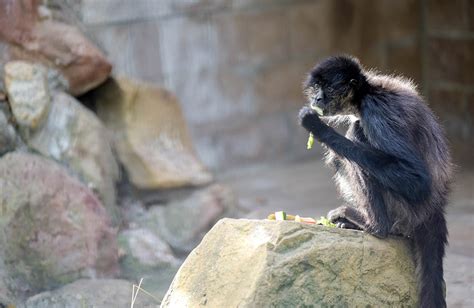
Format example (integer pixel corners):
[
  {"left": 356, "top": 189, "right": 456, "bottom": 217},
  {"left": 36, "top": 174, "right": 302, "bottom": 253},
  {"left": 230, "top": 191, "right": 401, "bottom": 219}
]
[
  {"left": 140, "top": 184, "right": 240, "bottom": 254},
  {"left": 24, "top": 279, "right": 158, "bottom": 308},
  {"left": 0, "top": 260, "right": 12, "bottom": 306},
  {"left": 117, "top": 228, "right": 182, "bottom": 302},
  {"left": 0, "top": 106, "right": 18, "bottom": 155},
  {"left": 0, "top": 152, "right": 119, "bottom": 298},
  {"left": 95, "top": 78, "right": 212, "bottom": 189},
  {"left": 27, "top": 91, "right": 120, "bottom": 223},
  {"left": 3, "top": 61, "right": 50, "bottom": 130},
  {"left": 161, "top": 218, "right": 418, "bottom": 308},
  {"left": 0, "top": 0, "right": 111, "bottom": 95},
  {"left": 118, "top": 228, "right": 179, "bottom": 270}
]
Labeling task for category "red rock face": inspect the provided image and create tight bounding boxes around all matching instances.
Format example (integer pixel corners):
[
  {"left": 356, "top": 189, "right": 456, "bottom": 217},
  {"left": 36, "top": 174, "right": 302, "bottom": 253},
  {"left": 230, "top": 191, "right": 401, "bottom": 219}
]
[
  {"left": 0, "top": 0, "right": 112, "bottom": 95},
  {"left": 0, "top": 0, "right": 39, "bottom": 43},
  {"left": 0, "top": 152, "right": 119, "bottom": 297}
]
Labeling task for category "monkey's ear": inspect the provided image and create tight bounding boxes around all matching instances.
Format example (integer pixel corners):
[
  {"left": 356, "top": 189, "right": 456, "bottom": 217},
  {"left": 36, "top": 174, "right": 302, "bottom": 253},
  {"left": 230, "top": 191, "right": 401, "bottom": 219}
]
[{"left": 349, "top": 79, "right": 358, "bottom": 86}]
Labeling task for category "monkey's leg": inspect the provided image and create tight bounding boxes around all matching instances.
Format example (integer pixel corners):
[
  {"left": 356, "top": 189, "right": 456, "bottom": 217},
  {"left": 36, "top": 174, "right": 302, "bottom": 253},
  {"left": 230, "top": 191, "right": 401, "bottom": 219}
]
[
  {"left": 363, "top": 179, "right": 390, "bottom": 238},
  {"left": 328, "top": 180, "right": 390, "bottom": 238}
]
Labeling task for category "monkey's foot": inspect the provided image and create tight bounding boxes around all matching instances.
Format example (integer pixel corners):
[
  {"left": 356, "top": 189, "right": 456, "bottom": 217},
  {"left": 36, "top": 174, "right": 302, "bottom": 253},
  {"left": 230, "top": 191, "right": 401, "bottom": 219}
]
[
  {"left": 328, "top": 206, "right": 364, "bottom": 230},
  {"left": 334, "top": 219, "right": 359, "bottom": 230},
  {"left": 328, "top": 206, "right": 390, "bottom": 237}
]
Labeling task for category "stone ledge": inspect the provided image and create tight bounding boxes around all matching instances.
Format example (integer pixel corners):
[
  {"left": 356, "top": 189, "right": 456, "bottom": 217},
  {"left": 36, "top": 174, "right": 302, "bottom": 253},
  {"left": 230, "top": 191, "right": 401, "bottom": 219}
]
[{"left": 161, "top": 218, "right": 418, "bottom": 307}]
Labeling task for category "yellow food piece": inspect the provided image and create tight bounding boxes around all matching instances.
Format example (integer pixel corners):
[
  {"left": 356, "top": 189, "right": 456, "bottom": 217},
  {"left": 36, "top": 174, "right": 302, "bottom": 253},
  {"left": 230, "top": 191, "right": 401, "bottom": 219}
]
[
  {"left": 312, "top": 105, "right": 323, "bottom": 116},
  {"left": 267, "top": 212, "right": 316, "bottom": 224},
  {"left": 268, "top": 212, "right": 296, "bottom": 220},
  {"left": 307, "top": 133, "right": 315, "bottom": 150}
]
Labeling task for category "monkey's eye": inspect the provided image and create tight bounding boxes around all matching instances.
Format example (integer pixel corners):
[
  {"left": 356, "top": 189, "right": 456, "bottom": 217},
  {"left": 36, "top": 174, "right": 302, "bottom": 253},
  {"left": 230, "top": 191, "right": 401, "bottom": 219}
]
[{"left": 326, "top": 86, "right": 334, "bottom": 93}]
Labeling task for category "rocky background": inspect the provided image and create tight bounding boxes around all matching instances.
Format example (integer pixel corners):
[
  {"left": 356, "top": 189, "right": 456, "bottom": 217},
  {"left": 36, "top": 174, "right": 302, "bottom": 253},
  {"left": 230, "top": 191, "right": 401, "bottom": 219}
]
[
  {"left": 0, "top": 0, "right": 473, "bottom": 307},
  {"left": 0, "top": 0, "right": 245, "bottom": 306}
]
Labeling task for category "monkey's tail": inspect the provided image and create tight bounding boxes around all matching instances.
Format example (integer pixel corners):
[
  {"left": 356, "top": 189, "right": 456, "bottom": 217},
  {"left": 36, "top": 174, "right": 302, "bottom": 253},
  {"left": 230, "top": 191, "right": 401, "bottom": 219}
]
[{"left": 413, "top": 212, "right": 447, "bottom": 308}]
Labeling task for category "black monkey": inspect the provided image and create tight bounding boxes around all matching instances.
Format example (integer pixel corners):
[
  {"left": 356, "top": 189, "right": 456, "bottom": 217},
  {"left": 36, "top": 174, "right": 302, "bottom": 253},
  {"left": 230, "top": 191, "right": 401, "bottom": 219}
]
[{"left": 298, "top": 56, "right": 452, "bottom": 308}]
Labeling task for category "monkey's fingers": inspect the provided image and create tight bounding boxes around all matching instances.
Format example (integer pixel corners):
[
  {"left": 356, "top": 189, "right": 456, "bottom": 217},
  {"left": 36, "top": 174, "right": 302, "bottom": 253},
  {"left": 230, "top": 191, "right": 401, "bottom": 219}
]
[{"left": 335, "top": 220, "right": 359, "bottom": 230}]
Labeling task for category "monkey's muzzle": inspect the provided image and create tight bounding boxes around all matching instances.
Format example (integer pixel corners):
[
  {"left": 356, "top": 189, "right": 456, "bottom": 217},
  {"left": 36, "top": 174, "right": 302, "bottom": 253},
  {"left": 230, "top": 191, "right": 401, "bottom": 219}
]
[{"left": 310, "top": 102, "right": 324, "bottom": 116}]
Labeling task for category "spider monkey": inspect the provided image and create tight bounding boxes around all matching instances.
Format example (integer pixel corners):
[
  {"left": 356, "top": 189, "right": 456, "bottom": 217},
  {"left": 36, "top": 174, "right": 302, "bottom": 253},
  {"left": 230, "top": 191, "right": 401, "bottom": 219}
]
[{"left": 298, "top": 55, "right": 452, "bottom": 308}]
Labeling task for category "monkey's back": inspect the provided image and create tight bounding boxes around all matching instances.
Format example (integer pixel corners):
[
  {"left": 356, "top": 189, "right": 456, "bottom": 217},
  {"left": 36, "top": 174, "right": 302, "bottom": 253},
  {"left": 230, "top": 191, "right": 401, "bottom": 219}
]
[
  {"left": 326, "top": 75, "right": 453, "bottom": 235},
  {"left": 367, "top": 77, "right": 453, "bottom": 200}
]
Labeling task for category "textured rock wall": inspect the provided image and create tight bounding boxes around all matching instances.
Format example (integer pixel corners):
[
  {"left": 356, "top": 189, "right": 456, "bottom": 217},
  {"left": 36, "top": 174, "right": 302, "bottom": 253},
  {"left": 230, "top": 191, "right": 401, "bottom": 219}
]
[{"left": 423, "top": 0, "right": 474, "bottom": 165}]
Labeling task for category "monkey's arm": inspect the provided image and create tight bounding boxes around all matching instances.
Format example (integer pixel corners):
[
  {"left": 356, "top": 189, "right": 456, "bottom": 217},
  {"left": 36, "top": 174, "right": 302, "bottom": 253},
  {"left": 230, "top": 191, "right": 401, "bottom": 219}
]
[{"left": 299, "top": 107, "right": 431, "bottom": 204}]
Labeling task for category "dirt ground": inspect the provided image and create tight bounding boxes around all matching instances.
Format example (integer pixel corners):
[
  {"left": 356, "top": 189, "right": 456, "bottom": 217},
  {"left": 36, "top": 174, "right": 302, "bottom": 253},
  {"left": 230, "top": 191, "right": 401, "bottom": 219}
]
[{"left": 220, "top": 159, "right": 474, "bottom": 308}]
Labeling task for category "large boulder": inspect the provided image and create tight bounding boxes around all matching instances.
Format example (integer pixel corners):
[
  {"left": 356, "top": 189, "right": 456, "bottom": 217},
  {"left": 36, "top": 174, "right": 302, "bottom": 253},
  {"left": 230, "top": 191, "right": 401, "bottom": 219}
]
[
  {"left": 0, "top": 261, "right": 12, "bottom": 306},
  {"left": 0, "top": 152, "right": 119, "bottom": 299},
  {"left": 30, "top": 91, "right": 120, "bottom": 223},
  {"left": 95, "top": 78, "right": 212, "bottom": 189},
  {"left": 161, "top": 219, "right": 418, "bottom": 307},
  {"left": 0, "top": 0, "right": 111, "bottom": 95},
  {"left": 24, "top": 279, "right": 158, "bottom": 308}
]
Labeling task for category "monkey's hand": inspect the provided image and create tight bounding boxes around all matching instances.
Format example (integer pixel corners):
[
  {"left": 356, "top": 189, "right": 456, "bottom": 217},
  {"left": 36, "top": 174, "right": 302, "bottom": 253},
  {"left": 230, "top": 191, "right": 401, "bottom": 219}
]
[{"left": 298, "top": 106, "right": 323, "bottom": 131}]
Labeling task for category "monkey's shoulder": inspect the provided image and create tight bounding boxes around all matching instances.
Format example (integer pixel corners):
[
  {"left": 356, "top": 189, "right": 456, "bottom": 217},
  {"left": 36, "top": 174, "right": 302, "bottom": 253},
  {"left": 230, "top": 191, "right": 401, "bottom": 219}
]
[{"left": 366, "top": 72, "right": 419, "bottom": 97}]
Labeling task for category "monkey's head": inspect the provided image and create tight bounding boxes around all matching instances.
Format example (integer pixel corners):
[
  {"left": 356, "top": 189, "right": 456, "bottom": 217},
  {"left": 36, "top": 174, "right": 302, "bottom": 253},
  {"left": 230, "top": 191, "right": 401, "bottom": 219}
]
[{"left": 304, "top": 55, "right": 368, "bottom": 116}]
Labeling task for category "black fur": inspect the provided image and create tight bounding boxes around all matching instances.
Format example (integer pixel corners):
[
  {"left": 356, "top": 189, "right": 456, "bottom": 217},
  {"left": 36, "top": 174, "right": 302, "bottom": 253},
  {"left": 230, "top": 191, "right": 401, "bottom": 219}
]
[{"left": 299, "top": 55, "right": 452, "bottom": 308}]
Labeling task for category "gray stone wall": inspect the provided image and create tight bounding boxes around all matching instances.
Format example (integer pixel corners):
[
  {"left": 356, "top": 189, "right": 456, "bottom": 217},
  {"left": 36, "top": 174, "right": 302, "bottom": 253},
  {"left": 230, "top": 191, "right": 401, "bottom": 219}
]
[
  {"left": 423, "top": 0, "right": 474, "bottom": 165},
  {"left": 70, "top": 0, "right": 472, "bottom": 170}
]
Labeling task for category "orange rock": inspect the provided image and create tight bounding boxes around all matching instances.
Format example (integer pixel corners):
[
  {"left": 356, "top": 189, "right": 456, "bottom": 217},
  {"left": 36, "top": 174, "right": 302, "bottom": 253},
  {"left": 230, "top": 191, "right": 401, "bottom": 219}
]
[
  {"left": 95, "top": 78, "right": 213, "bottom": 190},
  {"left": 0, "top": 0, "right": 111, "bottom": 95}
]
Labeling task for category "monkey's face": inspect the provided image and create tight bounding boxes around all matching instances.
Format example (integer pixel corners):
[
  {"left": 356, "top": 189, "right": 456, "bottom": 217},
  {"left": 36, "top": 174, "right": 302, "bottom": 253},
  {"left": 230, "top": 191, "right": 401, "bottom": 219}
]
[
  {"left": 304, "top": 56, "right": 365, "bottom": 116},
  {"left": 303, "top": 82, "right": 356, "bottom": 116}
]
